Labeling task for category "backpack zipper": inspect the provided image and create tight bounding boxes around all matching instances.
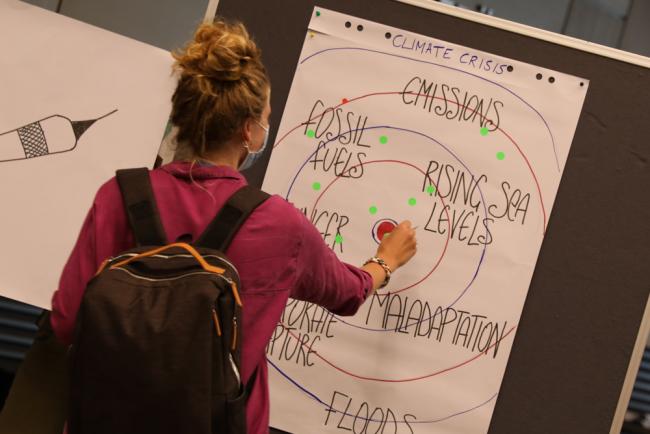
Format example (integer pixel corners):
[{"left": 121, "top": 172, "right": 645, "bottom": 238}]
[
  {"left": 111, "top": 268, "right": 233, "bottom": 284},
  {"left": 211, "top": 308, "right": 222, "bottom": 336},
  {"left": 228, "top": 353, "right": 241, "bottom": 387},
  {"left": 107, "top": 253, "right": 239, "bottom": 276},
  {"left": 231, "top": 316, "right": 237, "bottom": 351},
  {"left": 215, "top": 308, "right": 240, "bottom": 386}
]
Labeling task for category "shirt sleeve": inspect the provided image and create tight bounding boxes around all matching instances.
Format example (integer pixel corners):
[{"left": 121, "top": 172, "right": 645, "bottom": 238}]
[
  {"left": 50, "top": 203, "right": 101, "bottom": 346},
  {"left": 291, "top": 211, "right": 373, "bottom": 316}
]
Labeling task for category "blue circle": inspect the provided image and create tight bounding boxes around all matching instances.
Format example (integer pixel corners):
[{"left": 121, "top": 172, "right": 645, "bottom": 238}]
[{"left": 284, "top": 124, "right": 490, "bottom": 332}]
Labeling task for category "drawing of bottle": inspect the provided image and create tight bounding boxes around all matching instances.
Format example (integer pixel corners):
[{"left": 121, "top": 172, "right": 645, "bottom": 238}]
[{"left": 0, "top": 109, "right": 117, "bottom": 163}]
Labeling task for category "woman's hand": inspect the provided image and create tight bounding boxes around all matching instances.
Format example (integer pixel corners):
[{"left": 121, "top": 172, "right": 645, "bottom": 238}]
[
  {"left": 376, "top": 220, "right": 417, "bottom": 271},
  {"left": 362, "top": 220, "right": 417, "bottom": 292}
]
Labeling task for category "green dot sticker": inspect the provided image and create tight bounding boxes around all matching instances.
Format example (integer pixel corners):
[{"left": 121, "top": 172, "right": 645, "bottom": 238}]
[
  {"left": 379, "top": 135, "right": 388, "bottom": 144},
  {"left": 316, "top": 10, "right": 321, "bottom": 16},
  {"left": 312, "top": 182, "right": 321, "bottom": 191},
  {"left": 427, "top": 185, "right": 436, "bottom": 195},
  {"left": 306, "top": 129, "right": 315, "bottom": 138},
  {"left": 335, "top": 234, "right": 343, "bottom": 244},
  {"left": 408, "top": 197, "right": 417, "bottom": 206},
  {"left": 480, "top": 127, "right": 489, "bottom": 136},
  {"left": 369, "top": 205, "right": 378, "bottom": 215},
  {"left": 496, "top": 151, "right": 506, "bottom": 160}
]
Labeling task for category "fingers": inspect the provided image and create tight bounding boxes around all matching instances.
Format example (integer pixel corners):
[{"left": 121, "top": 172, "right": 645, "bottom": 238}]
[
  {"left": 376, "top": 220, "right": 418, "bottom": 269},
  {"left": 398, "top": 220, "right": 412, "bottom": 230},
  {"left": 399, "top": 221, "right": 417, "bottom": 261},
  {"left": 396, "top": 221, "right": 417, "bottom": 243}
]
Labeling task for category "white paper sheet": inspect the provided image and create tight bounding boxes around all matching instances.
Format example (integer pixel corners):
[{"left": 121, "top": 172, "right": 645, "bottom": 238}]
[
  {"left": 262, "top": 7, "right": 589, "bottom": 434},
  {"left": 0, "top": 0, "right": 174, "bottom": 308}
]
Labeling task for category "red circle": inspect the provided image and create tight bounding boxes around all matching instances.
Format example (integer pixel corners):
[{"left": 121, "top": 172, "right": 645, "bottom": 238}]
[
  {"left": 273, "top": 90, "right": 547, "bottom": 231},
  {"left": 312, "top": 160, "right": 450, "bottom": 295},
  {"left": 377, "top": 221, "right": 396, "bottom": 241},
  {"left": 283, "top": 324, "right": 516, "bottom": 382}
]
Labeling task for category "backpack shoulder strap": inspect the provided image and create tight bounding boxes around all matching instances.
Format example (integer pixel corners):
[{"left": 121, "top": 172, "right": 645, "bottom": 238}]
[
  {"left": 195, "top": 185, "right": 270, "bottom": 251},
  {"left": 115, "top": 168, "right": 168, "bottom": 246}
]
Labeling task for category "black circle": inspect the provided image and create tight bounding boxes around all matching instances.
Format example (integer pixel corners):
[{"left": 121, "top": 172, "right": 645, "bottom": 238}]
[
  {"left": 580, "top": 82, "right": 584, "bottom": 87},
  {"left": 507, "top": 65, "right": 514, "bottom": 72},
  {"left": 536, "top": 73, "right": 543, "bottom": 80},
  {"left": 357, "top": 24, "right": 364, "bottom": 31},
  {"left": 549, "top": 76, "right": 555, "bottom": 83},
  {"left": 385, "top": 32, "right": 392, "bottom": 39},
  {"left": 345, "top": 21, "right": 351, "bottom": 28}
]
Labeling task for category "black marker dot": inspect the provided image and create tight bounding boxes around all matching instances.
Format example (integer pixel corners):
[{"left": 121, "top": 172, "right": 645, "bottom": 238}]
[
  {"left": 385, "top": 32, "right": 392, "bottom": 39},
  {"left": 580, "top": 82, "right": 584, "bottom": 87},
  {"left": 507, "top": 65, "right": 514, "bottom": 72},
  {"left": 357, "top": 24, "right": 364, "bottom": 31},
  {"left": 548, "top": 76, "right": 555, "bottom": 83},
  {"left": 345, "top": 21, "right": 351, "bottom": 28},
  {"left": 536, "top": 73, "right": 543, "bottom": 80}
]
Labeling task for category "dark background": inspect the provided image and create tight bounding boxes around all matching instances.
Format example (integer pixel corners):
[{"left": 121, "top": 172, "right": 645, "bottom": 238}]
[{"left": 219, "top": 1, "right": 650, "bottom": 433}]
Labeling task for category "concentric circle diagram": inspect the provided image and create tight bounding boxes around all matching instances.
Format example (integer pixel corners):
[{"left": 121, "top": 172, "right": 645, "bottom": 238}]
[{"left": 264, "top": 43, "right": 561, "bottom": 432}]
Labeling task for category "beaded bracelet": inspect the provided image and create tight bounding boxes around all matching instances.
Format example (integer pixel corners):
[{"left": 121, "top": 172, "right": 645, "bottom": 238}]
[{"left": 363, "top": 256, "right": 392, "bottom": 288}]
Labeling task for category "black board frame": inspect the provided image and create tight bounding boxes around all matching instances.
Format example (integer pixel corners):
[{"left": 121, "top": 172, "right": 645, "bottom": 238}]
[{"left": 218, "top": 1, "right": 650, "bottom": 433}]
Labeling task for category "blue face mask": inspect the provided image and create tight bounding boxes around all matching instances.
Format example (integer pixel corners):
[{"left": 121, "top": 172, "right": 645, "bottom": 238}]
[{"left": 239, "top": 120, "right": 269, "bottom": 171}]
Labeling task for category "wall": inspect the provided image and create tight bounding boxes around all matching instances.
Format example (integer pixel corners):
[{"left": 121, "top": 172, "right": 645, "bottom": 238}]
[
  {"left": 564, "top": 0, "right": 630, "bottom": 47},
  {"left": 480, "top": 0, "right": 571, "bottom": 32},
  {"left": 450, "top": 0, "right": 649, "bottom": 58},
  {"left": 22, "top": 0, "right": 59, "bottom": 11},
  {"left": 620, "top": 0, "right": 650, "bottom": 57},
  {"left": 22, "top": 0, "right": 650, "bottom": 57},
  {"left": 23, "top": 0, "right": 209, "bottom": 51}
]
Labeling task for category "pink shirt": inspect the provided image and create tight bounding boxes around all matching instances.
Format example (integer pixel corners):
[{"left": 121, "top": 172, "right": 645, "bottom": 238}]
[{"left": 50, "top": 161, "right": 372, "bottom": 434}]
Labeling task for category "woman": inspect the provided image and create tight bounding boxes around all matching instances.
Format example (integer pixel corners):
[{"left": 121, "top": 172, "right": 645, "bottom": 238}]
[{"left": 51, "top": 19, "right": 417, "bottom": 434}]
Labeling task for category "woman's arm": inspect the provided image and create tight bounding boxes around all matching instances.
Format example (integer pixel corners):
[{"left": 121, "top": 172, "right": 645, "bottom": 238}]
[
  {"left": 50, "top": 204, "right": 100, "bottom": 346},
  {"left": 292, "top": 211, "right": 417, "bottom": 316}
]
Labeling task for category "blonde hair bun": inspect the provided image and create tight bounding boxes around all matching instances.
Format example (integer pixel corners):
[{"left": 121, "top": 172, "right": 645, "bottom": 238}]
[
  {"left": 174, "top": 20, "right": 261, "bottom": 84},
  {"left": 170, "top": 18, "right": 270, "bottom": 158}
]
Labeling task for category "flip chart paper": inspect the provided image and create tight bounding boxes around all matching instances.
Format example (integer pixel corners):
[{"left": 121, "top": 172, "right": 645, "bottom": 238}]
[
  {"left": 0, "top": 0, "right": 174, "bottom": 308},
  {"left": 262, "top": 7, "right": 588, "bottom": 433}
]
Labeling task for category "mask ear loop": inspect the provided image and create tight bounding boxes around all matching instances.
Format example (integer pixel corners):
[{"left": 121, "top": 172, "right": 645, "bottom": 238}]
[
  {"left": 239, "top": 117, "right": 267, "bottom": 169},
  {"left": 242, "top": 139, "right": 252, "bottom": 154},
  {"left": 243, "top": 119, "right": 268, "bottom": 155}
]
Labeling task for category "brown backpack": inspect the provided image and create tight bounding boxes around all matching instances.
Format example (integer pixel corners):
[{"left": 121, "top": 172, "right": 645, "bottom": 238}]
[{"left": 68, "top": 168, "right": 268, "bottom": 434}]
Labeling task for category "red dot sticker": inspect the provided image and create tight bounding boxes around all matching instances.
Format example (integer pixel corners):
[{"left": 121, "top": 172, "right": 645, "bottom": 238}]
[
  {"left": 342, "top": 98, "right": 349, "bottom": 104},
  {"left": 377, "top": 221, "right": 396, "bottom": 240},
  {"left": 372, "top": 218, "right": 398, "bottom": 243}
]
